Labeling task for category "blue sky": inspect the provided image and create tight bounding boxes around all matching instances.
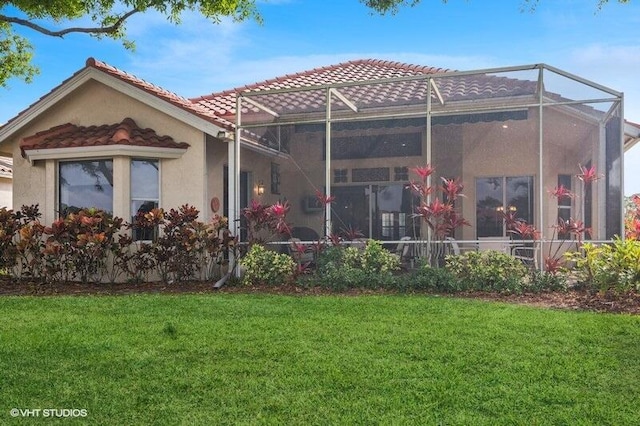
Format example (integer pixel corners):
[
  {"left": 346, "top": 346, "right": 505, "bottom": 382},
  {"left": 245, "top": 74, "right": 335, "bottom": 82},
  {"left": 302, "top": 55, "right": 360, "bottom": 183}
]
[{"left": 1, "top": 0, "right": 639, "bottom": 193}]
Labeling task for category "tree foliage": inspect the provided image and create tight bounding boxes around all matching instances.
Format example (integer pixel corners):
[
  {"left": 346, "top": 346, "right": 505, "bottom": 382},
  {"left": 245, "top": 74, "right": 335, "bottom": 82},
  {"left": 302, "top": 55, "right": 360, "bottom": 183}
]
[
  {"left": 0, "top": 0, "right": 260, "bottom": 87},
  {"left": 363, "top": 0, "right": 631, "bottom": 14}
]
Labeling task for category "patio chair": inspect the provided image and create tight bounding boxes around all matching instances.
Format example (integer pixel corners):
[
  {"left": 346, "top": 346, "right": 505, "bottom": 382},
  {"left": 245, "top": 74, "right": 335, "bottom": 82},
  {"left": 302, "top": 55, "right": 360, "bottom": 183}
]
[
  {"left": 512, "top": 244, "right": 539, "bottom": 269},
  {"left": 395, "top": 236, "right": 414, "bottom": 268},
  {"left": 478, "top": 236, "right": 511, "bottom": 253},
  {"left": 445, "top": 237, "right": 477, "bottom": 256},
  {"left": 287, "top": 238, "right": 315, "bottom": 266}
]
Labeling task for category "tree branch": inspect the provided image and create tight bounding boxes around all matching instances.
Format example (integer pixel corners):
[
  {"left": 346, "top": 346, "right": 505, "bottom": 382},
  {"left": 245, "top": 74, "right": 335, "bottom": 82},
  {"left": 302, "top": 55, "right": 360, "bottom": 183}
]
[{"left": 0, "top": 8, "right": 140, "bottom": 38}]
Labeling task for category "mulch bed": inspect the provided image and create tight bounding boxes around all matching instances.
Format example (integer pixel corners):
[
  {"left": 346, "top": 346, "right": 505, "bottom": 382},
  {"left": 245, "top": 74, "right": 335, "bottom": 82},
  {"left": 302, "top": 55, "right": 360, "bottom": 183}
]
[{"left": 0, "top": 277, "right": 639, "bottom": 315}]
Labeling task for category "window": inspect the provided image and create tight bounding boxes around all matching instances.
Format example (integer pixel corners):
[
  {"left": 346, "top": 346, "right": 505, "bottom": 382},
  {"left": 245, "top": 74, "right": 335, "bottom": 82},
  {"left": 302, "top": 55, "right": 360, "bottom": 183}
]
[
  {"left": 324, "top": 132, "right": 422, "bottom": 160},
  {"left": 557, "top": 174, "right": 572, "bottom": 237},
  {"left": 394, "top": 167, "right": 409, "bottom": 181},
  {"left": 476, "top": 176, "right": 534, "bottom": 238},
  {"left": 59, "top": 160, "right": 113, "bottom": 216},
  {"left": 271, "top": 162, "right": 281, "bottom": 194},
  {"left": 131, "top": 159, "right": 159, "bottom": 241},
  {"left": 334, "top": 169, "right": 348, "bottom": 183}
]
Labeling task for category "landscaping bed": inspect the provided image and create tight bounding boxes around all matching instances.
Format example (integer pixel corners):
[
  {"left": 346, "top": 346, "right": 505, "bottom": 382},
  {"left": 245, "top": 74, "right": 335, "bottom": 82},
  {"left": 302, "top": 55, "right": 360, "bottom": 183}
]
[{"left": 1, "top": 276, "right": 639, "bottom": 315}]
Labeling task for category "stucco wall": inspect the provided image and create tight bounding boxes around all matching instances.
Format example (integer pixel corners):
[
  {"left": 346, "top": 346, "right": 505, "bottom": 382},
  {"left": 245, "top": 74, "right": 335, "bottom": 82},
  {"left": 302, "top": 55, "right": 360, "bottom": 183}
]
[
  {"left": 0, "top": 177, "right": 12, "bottom": 209},
  {"left": 6, "top": 79, "right": 210, "bottom": 224}
]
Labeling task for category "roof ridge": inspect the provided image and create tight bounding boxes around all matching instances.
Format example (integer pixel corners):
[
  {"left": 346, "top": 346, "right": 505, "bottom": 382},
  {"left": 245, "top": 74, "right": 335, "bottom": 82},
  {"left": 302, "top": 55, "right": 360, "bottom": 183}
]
[
  {"left": 83, "top": 57, "right": 234, "bottom": 130},
  {"left": 86, "top": 58, "right": 193, "bottom": 103},
  {"left": 189, "top": 58, "right": 445, "bottom": 102}
]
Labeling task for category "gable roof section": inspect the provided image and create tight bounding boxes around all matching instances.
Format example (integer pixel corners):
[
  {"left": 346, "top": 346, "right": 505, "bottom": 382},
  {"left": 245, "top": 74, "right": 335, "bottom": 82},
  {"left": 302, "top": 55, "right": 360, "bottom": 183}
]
[
  {"left": 20, "top": 118, "right": 190, "bottom": 162},
  {"left": 84, "top": 59, "right": 233, "bottom": 130},
  {"left": 0, "top": 58, "right": 232, "bottom": 145}
]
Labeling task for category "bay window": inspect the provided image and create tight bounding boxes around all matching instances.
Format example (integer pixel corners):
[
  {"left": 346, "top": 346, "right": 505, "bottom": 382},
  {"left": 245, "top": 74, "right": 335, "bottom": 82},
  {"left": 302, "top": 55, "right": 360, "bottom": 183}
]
[
  {"left": 59, "top": 160, "right": 113, "bottom": 217},
  {"left": 131, "top": 159, "right": 160, "bottom": 241}
]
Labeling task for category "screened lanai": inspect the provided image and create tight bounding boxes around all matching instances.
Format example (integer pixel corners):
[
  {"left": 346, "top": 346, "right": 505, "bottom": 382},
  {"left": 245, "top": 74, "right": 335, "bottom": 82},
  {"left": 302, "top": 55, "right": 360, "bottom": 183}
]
[{"left": 227, "top": 63, "right": 624, "bottom": 268}]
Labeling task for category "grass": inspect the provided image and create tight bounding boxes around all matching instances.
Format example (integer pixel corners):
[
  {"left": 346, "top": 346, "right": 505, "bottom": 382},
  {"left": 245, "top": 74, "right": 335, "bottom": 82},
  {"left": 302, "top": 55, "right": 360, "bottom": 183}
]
[{"left": 0, "top": 294, "right": 639, "bottom": 425}]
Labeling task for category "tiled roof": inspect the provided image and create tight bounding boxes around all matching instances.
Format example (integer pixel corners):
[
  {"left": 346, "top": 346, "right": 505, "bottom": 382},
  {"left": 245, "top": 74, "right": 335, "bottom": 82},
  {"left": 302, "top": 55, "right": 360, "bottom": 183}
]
[
  {"left": 20, "top": 117, "right": 190, "bottom": 155},
  {"left": 191, "top": 59, "right": 538, "bottom": 120},
  {"left": 85, "top": 58, "right": 235, "bottom": 129}
]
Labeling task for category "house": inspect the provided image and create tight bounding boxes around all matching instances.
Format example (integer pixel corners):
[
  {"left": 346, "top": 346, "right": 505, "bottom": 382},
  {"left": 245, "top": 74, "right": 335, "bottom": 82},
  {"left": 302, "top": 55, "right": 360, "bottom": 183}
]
[{"left": 0, "top": 58, "right": 637, "bottom": 267}]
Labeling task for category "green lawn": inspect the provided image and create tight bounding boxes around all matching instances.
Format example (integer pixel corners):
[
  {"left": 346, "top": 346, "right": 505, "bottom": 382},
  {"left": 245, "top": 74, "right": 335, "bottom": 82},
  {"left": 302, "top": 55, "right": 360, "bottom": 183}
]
[{"left": 0, "top": 294, "right": 638, "bottom": 425}]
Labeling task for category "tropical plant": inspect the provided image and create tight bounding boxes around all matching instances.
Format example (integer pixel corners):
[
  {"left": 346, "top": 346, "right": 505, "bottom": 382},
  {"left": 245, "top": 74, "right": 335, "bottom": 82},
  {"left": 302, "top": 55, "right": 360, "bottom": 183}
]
[
  {"left": 408, "top": 164, "right": 469, "bottom": 266},
  {"left": 240, "top": 243, "right": 295, "bottom": 286},
  {"left": 312, "top": 240, "right": 400, "bottom": 290},
  {"left": 625, "top": 194, "right": 640, "bottom": 240},
  {"left": 445, "top": 250, "right": 528, "bottom": 293},
  {"left": 405, "top": 260, "right": 462, "bottom": 293},
  {"left": 565, "top": 238, "right": 640, "bottom": 294}
]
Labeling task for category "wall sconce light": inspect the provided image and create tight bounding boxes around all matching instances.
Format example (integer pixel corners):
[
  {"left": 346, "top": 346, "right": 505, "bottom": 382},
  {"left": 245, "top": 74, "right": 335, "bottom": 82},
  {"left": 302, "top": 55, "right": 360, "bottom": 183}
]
[{"left": 256, "top": 181, "right": 265, "bottom": 195}]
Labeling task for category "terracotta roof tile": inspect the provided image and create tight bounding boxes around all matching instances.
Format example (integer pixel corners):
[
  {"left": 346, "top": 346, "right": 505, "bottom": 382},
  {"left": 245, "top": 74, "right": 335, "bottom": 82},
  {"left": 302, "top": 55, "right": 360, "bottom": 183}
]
[
  {"left": 20, "top": 117, "right": 190, "bottom": 156},
  {"left": 85, "top": 58, "right": 234, "bottom": 130},
  {"left": 191, "top": 59, "right": 537, "bottom": 120}
]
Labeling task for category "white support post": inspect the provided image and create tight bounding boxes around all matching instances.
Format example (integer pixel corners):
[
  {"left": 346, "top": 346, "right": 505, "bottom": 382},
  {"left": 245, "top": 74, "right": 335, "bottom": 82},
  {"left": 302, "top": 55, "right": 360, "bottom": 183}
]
[
  {"left": 538, "top": 65, "right": 545, "bottom": 272},
  {"left": 229, "top": 95, "right": 242, "bottom": 277},
  {"left": 324, "top": 88, "right": 332, "bottom": 237}
]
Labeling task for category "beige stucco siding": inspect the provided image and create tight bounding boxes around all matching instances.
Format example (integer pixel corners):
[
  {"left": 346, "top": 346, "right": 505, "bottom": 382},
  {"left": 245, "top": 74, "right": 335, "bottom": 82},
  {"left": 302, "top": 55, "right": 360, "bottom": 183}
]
[
  {"left": 6, "top": 79, "right": 209, "bottom": 223},
  {"left": 0, "top": 177, "right": 12, "bottom": 209}
]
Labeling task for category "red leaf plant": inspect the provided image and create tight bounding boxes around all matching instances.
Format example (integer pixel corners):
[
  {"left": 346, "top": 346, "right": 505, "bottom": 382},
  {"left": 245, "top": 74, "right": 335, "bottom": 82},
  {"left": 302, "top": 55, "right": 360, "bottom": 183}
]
[
  {"left": 409, "top": 164, "right": 469, "bottom": 241},
  {"left": 577, "top": 164, "right": 602, "bottom": 185}
]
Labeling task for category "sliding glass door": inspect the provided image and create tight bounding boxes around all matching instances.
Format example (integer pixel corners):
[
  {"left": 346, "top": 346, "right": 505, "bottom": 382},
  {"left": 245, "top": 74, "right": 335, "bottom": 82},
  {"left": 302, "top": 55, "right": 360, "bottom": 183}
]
[
  {"left": 331, "top": 184, "right": 418, "bottom": 241},
  {"left": 476, "top": 176, "right": 534, "bottom": 238}
]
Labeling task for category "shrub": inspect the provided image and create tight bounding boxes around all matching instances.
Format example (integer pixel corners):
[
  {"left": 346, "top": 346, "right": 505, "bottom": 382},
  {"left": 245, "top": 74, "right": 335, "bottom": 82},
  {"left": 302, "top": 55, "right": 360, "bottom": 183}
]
[
  {"left": 525, "top": 270, "right": 567, "bottom": 293},
  {"left": 0, "top": 204, "right": 236, "bottom": 284},
  {"left": 311, "top": 240, "right": 400, "bottom": 290},
  {"left": 240, "top": 244, "right": 295, "bottom": 286},
  {"left": 402, "top": 260, "right": 462, "bottom": 293},
  {"left": 565, "top": 238, "right": 640, "bottom": 293},
  {"left": 445, "top": 250, "right": 528, "bottom": 293}
]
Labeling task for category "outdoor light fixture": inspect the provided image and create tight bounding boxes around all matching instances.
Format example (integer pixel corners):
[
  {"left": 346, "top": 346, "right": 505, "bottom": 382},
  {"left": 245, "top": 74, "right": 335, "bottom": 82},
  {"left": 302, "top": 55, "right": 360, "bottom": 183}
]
[{"left": 257, "top": 181, "right": 265, "bottom": 195}]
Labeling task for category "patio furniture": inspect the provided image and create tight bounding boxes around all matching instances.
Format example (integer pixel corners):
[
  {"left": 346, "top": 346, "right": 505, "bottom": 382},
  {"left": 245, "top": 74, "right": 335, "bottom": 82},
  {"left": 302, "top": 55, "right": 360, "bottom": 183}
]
[
  {"left": 512, "top": 245, "right": 539, "bottom": 269},
  {"left": 395, "top": 236, "right": 415, "bottom": 268},
  {"left": 287, "top": 238, "right": 315, "bottom": 266},
  {"left": 478, "top": 236, "right": 511, "bottom": 253}
]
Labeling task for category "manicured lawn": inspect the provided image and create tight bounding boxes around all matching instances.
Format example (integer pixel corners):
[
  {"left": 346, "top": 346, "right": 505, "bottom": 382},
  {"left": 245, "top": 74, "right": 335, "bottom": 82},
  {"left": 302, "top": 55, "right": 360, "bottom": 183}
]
[{"left": 0, "top": 294, "right": 638, "bottom": 425}]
